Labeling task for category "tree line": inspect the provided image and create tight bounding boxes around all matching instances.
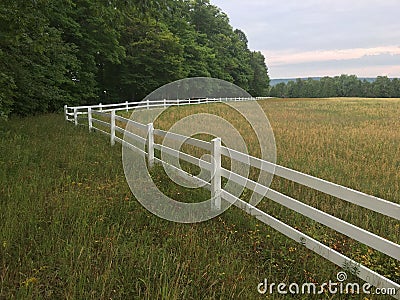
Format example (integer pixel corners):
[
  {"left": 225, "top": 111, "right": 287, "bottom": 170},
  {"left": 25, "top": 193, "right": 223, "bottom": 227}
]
[
  {"left": 0, "top": 0, "right": 270, "bottom": 119},
  {"left": 269, "top": 75, "right": 400, "bottom": 98}
]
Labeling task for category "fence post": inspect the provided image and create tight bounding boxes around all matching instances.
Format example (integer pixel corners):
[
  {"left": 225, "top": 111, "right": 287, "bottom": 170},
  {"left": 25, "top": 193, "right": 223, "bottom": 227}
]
[
  {"left": 163, "top": 99, "right": 166, "bottom": 108},
  {"left": 64, "top": 105, "right": 68, "bottom": 121},
  {"left": 74, "top": 108, "right": 78, "bottom": 126},
  {"left": 146, "top": 99, "right": 149, "bottom": 110},
  {"left": 125, "top": 101, "right": 129, "bottom": 112},
  {"left": 146, "top": 123, "right": 154, "bottom": 167},
  {"left": 110, "top": 110, "right": 116, "bottom": 146},
  {"left": 99, "top": 103, "right": 103, "bottom": 112},
  {"left": 88, "top": 108, "right": 93, "bottom": 132},
  {"left": 211, "top": 137, "right": 221, "bottom": 211}
]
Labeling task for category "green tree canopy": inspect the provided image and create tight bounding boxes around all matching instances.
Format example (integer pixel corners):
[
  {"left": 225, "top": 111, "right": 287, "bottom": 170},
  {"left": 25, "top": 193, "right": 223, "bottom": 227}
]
[{"left": 0, "top": 0, "right": 271, "bottom": 118}]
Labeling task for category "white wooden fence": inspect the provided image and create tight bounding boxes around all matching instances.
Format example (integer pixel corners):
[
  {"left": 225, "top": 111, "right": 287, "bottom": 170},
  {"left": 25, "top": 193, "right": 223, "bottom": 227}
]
[
  {"left": 64, "top": 97, "right": 267, "bottom": 124},
  {"left": 65, "top": 99, "right": 400, "bottom": 298}
]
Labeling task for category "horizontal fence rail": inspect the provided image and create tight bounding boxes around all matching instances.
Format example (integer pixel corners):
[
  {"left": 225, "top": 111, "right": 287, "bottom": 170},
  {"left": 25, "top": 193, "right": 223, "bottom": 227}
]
[
  {"left": 64, "top": 97, "right": 267, "bottom": 123},
  {"left": 65, "top": 99, "right": 400, "bottom": 298},
  {"left": 220, "top": 147, "right": 400, "bottom": 220}
]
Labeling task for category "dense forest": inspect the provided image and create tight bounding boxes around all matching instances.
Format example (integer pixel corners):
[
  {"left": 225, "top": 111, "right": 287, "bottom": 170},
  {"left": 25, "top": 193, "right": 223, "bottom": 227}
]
[
  {"left": 269, "top": 75, "right": 400, "bottom": 98},
  {"left": 0, "top": 0, "right": 270, "bottom": 119}
]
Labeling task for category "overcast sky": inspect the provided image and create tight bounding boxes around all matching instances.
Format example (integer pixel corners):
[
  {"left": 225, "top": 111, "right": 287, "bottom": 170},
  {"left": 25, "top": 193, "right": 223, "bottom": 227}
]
[{"left": 211, "top": 0, "right": 400, "bottom": 79}]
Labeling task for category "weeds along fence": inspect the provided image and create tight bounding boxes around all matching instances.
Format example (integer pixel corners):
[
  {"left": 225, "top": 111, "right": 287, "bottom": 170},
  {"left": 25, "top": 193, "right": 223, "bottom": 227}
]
[{"left": 65, "top": 99, "right": 400, "bottom": 298}]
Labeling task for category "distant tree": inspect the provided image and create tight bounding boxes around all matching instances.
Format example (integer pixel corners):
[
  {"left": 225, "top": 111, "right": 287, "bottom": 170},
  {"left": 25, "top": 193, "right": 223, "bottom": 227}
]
[
  {"left": 290, "top": 79, "right": 305, "bottom": 97},
  {"left": 248, "top": 51, "right": 270, "bottom": 96},
  {"left": 320, "top": 76, "right": 337, "bottom": 97},
  {"left": 335, "top": 75, "right": 361, "bottom": 97},
  {"left": 270, "top": 82, "right": 287, "bottom": 97},
  {"left": 361, "top": 80, "right": 374, "bottom": 98},
  {"left": 303, "top": 78, "right": 320, "bottom": 97},
  {"left": 269, "top": 75, "right": 400, "bottom": 98},
  {"left": 391, "top": 78, "right": 400, "bottom": 97},
  {"left": 373, "top": 76, "right": 393, "bottom": 98}
]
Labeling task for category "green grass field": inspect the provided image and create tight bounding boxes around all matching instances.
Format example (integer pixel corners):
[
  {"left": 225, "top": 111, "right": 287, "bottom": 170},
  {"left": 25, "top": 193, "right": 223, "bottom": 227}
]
[{"left": 1, "top": 98, "right": 399, "bottom": 299}]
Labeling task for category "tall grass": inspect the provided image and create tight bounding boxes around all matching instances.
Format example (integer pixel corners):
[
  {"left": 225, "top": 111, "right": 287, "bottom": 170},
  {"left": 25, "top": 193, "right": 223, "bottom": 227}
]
[{"left": 1, "top": 98, "right": 399, "bottom": 299}]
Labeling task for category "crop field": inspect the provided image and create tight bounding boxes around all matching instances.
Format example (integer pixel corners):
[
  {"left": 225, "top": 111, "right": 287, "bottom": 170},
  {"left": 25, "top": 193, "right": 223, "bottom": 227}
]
[{"left": 1, "top": 98, "right": 399, "bottom": 299}]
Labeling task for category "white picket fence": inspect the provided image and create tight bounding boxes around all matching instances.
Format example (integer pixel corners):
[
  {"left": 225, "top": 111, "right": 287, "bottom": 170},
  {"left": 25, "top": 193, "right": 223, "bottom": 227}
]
[{"left": 65, "top": 99, "right": 400, "bottom": 298}]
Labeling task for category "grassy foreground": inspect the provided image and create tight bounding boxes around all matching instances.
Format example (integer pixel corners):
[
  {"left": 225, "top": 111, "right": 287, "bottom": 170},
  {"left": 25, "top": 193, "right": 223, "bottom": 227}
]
[{"left": 0, "top": 98, "right": 399, "bottom": 299}]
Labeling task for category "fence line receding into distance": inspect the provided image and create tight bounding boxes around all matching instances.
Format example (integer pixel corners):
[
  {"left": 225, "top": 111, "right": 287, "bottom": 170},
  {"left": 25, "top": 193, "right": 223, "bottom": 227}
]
[{"left": 65, "top": 98, "right": 400, "bottom": 299}]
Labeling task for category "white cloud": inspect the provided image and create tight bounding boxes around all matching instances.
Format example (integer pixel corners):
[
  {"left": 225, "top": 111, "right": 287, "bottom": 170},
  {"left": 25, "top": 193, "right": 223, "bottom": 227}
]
[
  {"left": 211, "top": 0, "right": 400, "bottom": 78},
  {"left": 270, "top": 65, "right": 400, "bottom": 79},
  {"left": 267, "top": 51, "right": 400, "bottom": 78},
  {"left": 263, "top": 46, "right": 400, "bottom": 66}
]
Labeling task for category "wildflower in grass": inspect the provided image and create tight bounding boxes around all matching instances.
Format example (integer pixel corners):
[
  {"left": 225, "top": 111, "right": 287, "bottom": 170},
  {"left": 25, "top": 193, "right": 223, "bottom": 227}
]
[{"left": 22, "top": 277, "right": 38, "bottom": 287}]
